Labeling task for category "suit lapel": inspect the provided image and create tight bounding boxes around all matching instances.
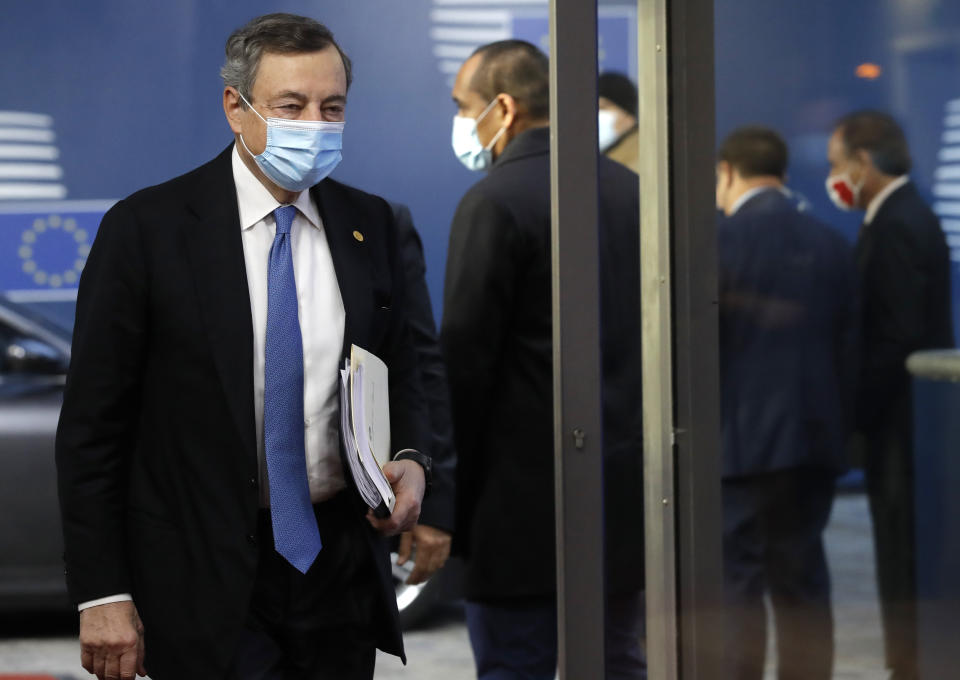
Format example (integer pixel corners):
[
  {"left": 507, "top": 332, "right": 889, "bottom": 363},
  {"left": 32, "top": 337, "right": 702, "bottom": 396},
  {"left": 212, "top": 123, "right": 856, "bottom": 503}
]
[
  {"left": 181, "top": 147, "right": 258, "bottom": 465},
  {"left": 176, "top": 165, "right": 374, "bottom": 464},
  {"left": 857, "top": 183, "right": 912, "bottom": 279},
  {"left": 313, "top": 180, "right": 372, "bottom": 359}
]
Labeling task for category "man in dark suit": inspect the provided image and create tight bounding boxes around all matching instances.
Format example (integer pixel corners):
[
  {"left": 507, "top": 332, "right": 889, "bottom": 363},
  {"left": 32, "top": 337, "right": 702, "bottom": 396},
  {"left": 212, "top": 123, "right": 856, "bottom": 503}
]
[
  {"left": 826, "top": 111, "right": 953, "bottom": 680},
  {"left": 442, "top": 40, "right": 645, "bottom": 680},
  {"left": 390, "top": 203, "right": 455, "bottom": 584},
  {"left": 55, "top": 14, "right": 430, "bottom": 680},
  {"left": 716, "top": 126, "right": 857, "bottom": 680}
]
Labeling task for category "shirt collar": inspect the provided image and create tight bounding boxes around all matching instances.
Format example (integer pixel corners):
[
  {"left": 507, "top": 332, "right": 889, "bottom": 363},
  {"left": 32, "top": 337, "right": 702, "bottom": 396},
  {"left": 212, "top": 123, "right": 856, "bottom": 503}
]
[
  {"left": 231, "top": 144, "right": 322, "bottom": 231},
  {"left": 729, "top": 185, "right": 781, "bottom": 216},
  {"left": 864, "top": 175, "right": 909, "bottom": 225}
]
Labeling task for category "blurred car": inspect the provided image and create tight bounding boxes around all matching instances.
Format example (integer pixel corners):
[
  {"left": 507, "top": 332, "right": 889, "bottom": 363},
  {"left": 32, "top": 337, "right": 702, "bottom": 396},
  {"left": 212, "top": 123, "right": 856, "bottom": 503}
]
[
  {"left": 0, "top": 296, "right": 72, "bottom": 611},
  {"left": 0, "top": 295, "right": 457, "bottom": 627}
]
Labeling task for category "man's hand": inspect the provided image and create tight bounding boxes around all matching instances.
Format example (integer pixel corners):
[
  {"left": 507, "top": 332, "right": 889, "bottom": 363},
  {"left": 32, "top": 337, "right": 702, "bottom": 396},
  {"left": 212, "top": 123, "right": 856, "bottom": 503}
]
[
  {"left": 367, "top": 459, "right": 425, "bottom": 536},
  {"left": 397, "top": 524, "right": 452, "bottom": 585},
  {"left": 79, "top": 600, "right": 147, "bottom": 680}
]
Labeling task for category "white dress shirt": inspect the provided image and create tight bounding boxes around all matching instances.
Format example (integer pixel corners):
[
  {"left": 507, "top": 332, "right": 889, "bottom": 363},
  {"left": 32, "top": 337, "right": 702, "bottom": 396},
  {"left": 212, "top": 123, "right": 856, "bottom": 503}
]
[
  {"left": 78, "top": 146, "right": 347, "bottom": 611},
  {"left": 232, "top": 146, "right": 347, "bottom": 505},
  {"left": 864, "top": 175, "right": 909, "bottom": 226}
]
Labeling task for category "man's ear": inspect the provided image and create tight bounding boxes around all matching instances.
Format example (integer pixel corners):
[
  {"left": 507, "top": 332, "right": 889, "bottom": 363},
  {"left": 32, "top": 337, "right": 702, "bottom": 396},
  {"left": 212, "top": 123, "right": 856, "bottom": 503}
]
[
  {"left": 854, "top": 148, "right": 874, "bottom": 172},
  {"left": 496, "top": 93, "right": 518, "bottom": 130},
  {"left": 223, "top": 87, "right": 244, "bottom": 135}
]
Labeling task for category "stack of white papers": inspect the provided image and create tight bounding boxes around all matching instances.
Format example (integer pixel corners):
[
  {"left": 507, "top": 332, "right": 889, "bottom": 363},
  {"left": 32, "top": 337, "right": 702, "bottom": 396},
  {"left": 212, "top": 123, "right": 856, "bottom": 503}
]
[{"left": 340, "top": 344, "right": 396, "bottom": 518}]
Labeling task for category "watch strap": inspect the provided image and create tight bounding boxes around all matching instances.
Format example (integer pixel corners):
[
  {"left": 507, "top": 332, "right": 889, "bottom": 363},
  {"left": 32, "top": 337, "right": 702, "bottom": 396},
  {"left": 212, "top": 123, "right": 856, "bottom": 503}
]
[{"left": 392, "top": 449, "right": 432, "bottom": 498}]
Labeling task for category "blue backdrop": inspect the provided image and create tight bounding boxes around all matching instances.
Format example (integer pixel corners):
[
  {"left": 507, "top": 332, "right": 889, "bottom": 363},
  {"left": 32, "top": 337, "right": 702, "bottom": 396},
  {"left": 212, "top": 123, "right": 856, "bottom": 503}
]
[
  {"left": 0, "top": 0, "right": 634, "bottom": 328},
  {"left": 1, "top": 0, "right": 959, "bottom": 334},
  {"left": 716, "top": 0, "right": 960, "bottom": 335}
]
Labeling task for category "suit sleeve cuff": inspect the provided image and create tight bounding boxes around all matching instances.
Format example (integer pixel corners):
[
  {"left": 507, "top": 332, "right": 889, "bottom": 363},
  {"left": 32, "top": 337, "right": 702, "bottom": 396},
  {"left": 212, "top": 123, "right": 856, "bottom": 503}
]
[{"left": 78, "top": 593, "right": 133, "bottom": 612}]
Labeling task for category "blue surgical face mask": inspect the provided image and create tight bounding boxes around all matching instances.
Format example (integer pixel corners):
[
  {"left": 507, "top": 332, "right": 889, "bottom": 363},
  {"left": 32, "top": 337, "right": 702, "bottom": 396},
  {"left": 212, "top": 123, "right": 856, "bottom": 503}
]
[
  {"left": 451, "top": 97, "right": 507, "bottom": 172},
  {"left": 238, "top": 92, "right": 344, "bottom": 192}
]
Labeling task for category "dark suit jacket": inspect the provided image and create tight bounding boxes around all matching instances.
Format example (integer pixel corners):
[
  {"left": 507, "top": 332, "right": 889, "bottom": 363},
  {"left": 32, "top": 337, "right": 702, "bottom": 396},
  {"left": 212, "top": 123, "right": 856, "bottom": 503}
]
[
  {"left": 391, "top": 203, "right": 455, "bottom": 532},
  {"left": 55, "top": 145, "right": 428, "bottom": 678},
  {"left": 441, "top": 127, "right": 644, "bottom": 601},
  {"left": 718, "top": 189, "right": 857, "bottom": 478},
  {"left": 855, "top": 181, "right": 954, "bottom": 432}
]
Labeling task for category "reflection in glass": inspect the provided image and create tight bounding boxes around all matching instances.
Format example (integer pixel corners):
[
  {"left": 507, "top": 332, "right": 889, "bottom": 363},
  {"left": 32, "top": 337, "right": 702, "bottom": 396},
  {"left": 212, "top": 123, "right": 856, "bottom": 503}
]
[{"left": 716, "top": 1, "right": 960, "bottom": 677}]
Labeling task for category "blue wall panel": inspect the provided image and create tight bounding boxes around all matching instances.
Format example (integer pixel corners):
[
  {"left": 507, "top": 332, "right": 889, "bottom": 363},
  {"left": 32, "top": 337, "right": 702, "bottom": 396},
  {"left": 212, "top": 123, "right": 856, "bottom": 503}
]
[
  {"left": 0, "top": 0, "right": 634, "bottom": 325},
  {"left": 716, "top": 0, "right": 960, "bottom": 336},
  {"left": 2, "top": 1, "right": 959, "bottom": 331}
]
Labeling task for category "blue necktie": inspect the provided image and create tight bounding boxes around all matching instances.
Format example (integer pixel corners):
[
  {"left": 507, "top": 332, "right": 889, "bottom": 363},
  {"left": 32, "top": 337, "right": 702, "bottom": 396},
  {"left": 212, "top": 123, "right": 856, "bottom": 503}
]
[{"left": 264, "top": 205, "right": 322, "bottom": 573}]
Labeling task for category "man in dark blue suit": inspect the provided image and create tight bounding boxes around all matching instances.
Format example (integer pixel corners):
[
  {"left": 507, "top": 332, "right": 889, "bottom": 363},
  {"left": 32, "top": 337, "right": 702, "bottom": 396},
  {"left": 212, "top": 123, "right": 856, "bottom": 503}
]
[
  {"left": 826, "top": 111, "right": 954, "bottom": 680},
  {"left": 390, "top": 203, "right": 455, "bottom": 584},
  {"left": 716, "top": 127, "right": 857, "bottom": 680}
]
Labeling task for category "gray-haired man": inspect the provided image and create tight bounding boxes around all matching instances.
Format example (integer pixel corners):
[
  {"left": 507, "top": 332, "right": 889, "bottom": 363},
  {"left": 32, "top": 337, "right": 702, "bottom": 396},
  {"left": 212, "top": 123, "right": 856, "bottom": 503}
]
[{"left": 56, "top": 13, "right": 430, "bottom": 680}]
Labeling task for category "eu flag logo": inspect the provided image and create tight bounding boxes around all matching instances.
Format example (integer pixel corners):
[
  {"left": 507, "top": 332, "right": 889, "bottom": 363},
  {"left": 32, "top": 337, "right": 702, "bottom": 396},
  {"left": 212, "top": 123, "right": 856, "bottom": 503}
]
[{"left": 0, "top": 201, "right": 114, "bottom": 298}]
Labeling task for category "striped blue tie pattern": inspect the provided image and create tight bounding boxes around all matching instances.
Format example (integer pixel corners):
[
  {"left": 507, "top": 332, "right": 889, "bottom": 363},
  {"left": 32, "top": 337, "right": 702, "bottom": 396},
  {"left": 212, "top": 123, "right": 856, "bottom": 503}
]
[{"left": 264, "top": 204, "right": 322, "bottom": 573}]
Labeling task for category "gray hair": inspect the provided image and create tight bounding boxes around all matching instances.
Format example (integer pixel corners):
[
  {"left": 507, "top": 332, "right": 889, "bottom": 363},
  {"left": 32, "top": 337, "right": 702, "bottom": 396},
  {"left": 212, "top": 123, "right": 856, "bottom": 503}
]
[{"left": 220, "top": 13, "right": 353, "bottom": 107}]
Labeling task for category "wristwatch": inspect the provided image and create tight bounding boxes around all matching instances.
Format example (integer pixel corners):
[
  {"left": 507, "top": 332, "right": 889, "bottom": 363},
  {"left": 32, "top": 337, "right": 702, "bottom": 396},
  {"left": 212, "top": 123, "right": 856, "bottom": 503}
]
[{"left": 393, "top": 449, "right": 433, "bottom": 498}]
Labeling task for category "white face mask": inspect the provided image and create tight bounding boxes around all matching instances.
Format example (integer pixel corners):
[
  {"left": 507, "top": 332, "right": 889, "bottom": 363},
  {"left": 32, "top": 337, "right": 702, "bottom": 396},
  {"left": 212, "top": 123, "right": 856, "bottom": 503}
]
[
  {"left": 825, "top": 170, "right": 863, "bottom": 212},
  {"left": 598, "top": 109, "right": 620, "bottom": 152},
  {"left": 451, "top": 97, "right": 507, "bottom": 172}
]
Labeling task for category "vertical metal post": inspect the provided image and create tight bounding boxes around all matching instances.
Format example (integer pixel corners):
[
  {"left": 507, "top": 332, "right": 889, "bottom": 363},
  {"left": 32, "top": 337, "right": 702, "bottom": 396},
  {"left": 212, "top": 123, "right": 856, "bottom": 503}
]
[
  {"left": 637, "top": 0, "right": 678, "bottom": 677},
  {"left": 639, "top": 0, "right": 723, "bottom": 678},
  {"left": 549, "top": 1, "right": 605, "bottom": 679},
  {"left": 669, "top": 0, "right": 725, "bottom": 676}
]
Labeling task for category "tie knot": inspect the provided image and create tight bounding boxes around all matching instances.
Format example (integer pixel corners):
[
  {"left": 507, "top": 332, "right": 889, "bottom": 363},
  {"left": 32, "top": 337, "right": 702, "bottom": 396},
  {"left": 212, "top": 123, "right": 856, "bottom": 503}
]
[{"left": 274, "top": 205, "right": 296, "bottom": 236}]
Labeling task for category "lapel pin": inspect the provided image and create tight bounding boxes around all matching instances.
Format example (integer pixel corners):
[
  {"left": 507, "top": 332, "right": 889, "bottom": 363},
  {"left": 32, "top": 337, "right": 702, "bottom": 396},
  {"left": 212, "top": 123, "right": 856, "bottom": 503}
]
[{"left": 352, "top": 230, "right": 364, "bottom": 242}]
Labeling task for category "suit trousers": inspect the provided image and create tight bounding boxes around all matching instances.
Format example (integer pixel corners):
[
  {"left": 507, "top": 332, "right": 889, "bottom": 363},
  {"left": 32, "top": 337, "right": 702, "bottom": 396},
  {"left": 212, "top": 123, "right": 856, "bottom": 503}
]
[
  {"left": 464, "top": 591, "right": 646, "bottom": 680},
  {"left": 226, "top": 493, "right": 380, "bottom": 680},
  {"left": 863, "top": 392, "right": 917, "bottom": 679},
  {"left": 722, "top": 468, "right": 836, "bottom": 680}
]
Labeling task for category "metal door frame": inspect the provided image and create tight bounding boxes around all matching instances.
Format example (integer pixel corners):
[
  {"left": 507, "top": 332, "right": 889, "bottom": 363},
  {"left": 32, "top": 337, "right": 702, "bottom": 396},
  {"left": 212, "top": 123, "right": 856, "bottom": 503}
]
[
  {"left": 550, "top": 0, "right": 722, "bottom": 677},
  {"left": 549, "top": 1, "right": 606, "bottom": 677},
  {"left": 660, "top": 0, "right": 725, "bottom": 677}
]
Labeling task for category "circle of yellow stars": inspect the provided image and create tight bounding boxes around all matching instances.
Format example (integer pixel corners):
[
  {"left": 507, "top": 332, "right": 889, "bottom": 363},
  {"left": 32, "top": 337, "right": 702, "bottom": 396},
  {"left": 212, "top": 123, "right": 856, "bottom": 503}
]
[{"left": 18, "top": 214, "right": 90, "bottom": 288}]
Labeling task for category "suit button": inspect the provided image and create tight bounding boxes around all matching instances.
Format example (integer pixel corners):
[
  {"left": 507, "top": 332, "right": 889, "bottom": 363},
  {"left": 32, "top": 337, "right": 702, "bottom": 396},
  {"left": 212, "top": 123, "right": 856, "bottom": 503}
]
[
  {"left": 246, "top": 533, "right": 257, "bottom": 545},
  {"left": 249, "top": 477, "right": 258, "bottom": 489}
]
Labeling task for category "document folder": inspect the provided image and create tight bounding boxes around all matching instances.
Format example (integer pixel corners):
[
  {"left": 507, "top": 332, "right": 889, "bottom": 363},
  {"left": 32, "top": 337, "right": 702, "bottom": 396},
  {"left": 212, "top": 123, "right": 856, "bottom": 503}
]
[{"left": 339, "top": 344, "right": 396, "bottom": 518}]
